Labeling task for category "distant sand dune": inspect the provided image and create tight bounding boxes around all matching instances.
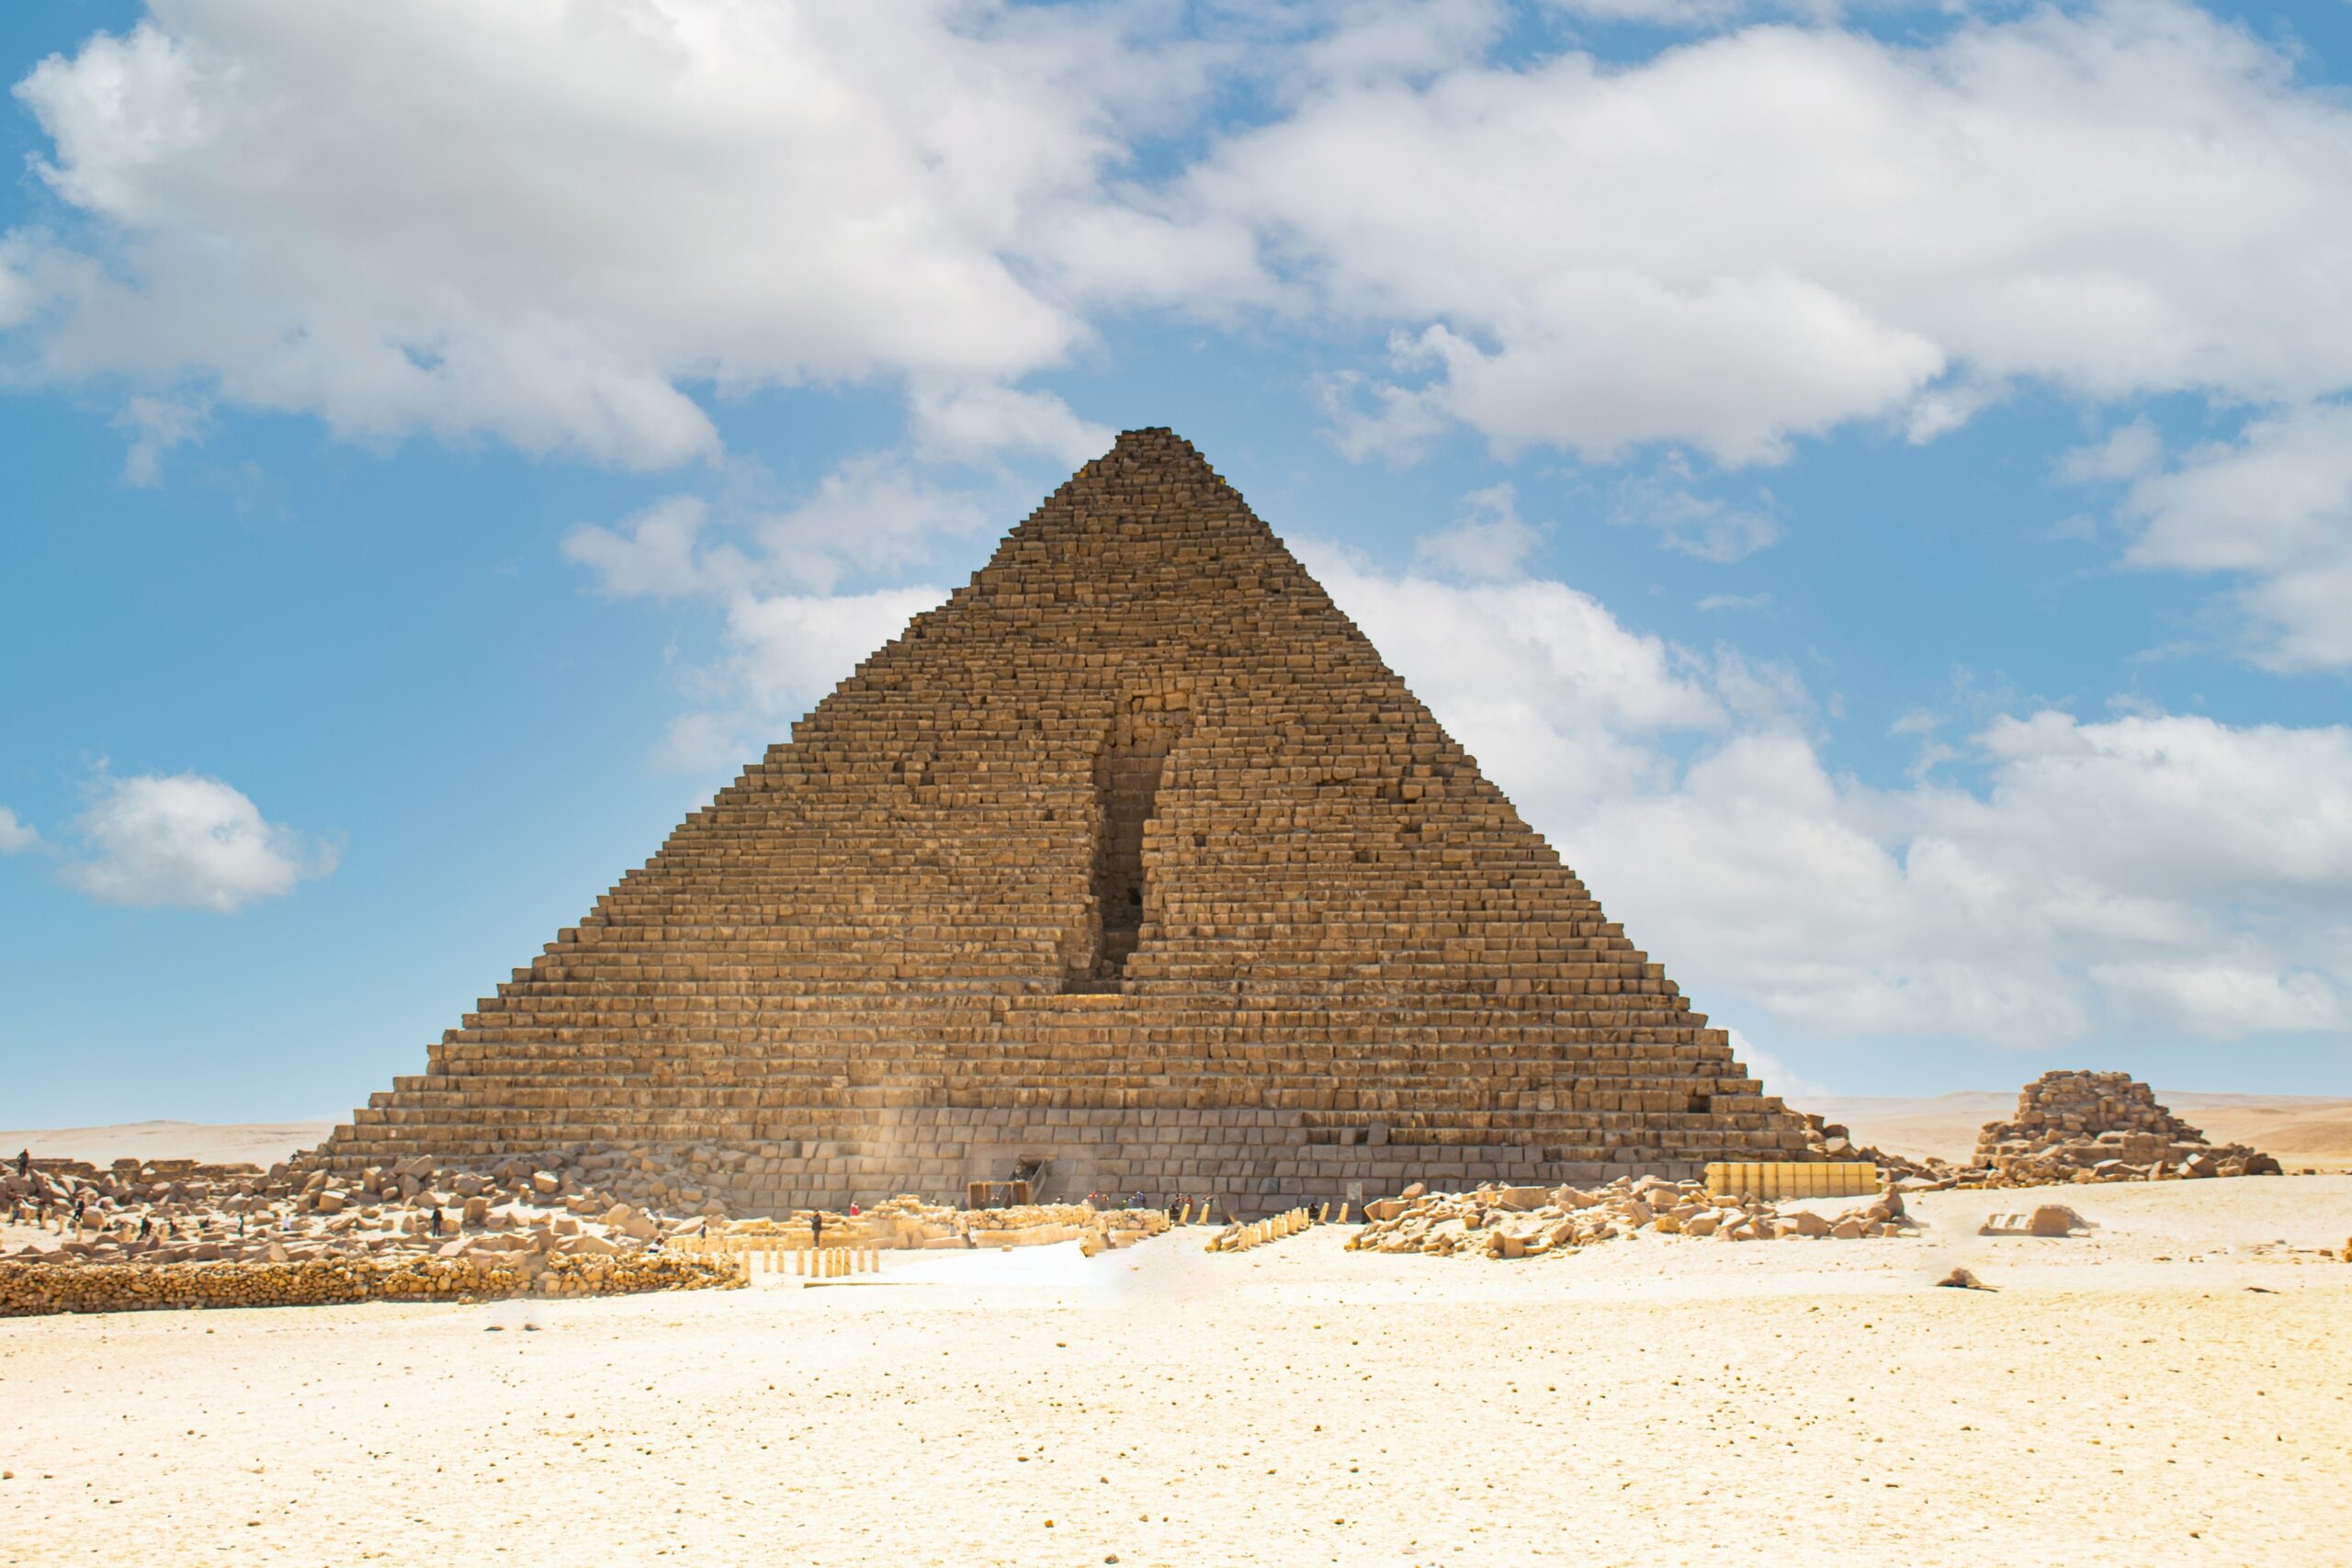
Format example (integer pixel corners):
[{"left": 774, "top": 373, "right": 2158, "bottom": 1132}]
[{"left": 0, "top": 1120, "right": 333, "bottom": 1168}]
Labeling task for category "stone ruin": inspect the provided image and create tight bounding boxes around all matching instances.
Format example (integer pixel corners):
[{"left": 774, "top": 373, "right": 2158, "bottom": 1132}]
[
  {"left": 1973, "top": 1070, "right": 2279, "bottom": 1183},
  {"left": 1345, "top": 1175, "right": 1916, "bottom": 1260},
  {"left": 312, "top": 428, "right": 1822, "bottom": 1214}
]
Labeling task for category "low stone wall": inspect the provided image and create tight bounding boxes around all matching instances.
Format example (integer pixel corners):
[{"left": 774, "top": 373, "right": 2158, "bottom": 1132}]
[{"left": 0, "top": 1251, "right": 740, "bottom": 1318}]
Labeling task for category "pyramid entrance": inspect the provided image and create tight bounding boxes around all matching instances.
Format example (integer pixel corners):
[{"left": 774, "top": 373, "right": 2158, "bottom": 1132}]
[
  {"left": 1063, "top": 701, "right": 1182, "bottom": 992},
  {"left": 316, "top": 428, "right": 1817, "bottom": 1213}
]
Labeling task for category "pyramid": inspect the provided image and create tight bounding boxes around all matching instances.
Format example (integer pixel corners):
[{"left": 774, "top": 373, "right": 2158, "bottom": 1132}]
[{"left": 319, "top": 429, "right": 1815, "bottom": 1210}]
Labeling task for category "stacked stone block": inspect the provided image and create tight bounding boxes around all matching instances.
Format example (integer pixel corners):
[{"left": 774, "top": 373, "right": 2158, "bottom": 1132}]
[
  {"left": 317, "top": 429, "right": 1816, "bottom": 1211},
  {"left": 1973, "top": 1070, "right": 2263, "bottom": 1173}
]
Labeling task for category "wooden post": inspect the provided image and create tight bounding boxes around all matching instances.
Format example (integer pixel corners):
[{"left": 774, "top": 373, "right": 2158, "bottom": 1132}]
[{"left": 1338, "top": 1202, "right": 1351, "bottom": 1224}]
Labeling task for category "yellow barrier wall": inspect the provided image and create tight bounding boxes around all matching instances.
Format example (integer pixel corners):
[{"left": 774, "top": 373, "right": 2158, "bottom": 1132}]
[{"left": 1702, "top": 1162, "right": 1880, "bottom": 1200}]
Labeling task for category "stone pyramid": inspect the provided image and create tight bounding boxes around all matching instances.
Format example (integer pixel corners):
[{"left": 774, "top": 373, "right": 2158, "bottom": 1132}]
[{"left": 319, "top": 429, "right": 1815, "bottom": 1211}]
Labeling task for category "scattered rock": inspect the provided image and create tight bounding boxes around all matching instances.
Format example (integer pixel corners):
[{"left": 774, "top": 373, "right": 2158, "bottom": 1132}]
[{"left": 1343, "top": 1176, "right": 1920, "bottom": 1260}]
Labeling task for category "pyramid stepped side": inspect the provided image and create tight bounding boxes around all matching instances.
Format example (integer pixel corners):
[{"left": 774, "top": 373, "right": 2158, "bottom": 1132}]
[{"left": 319, "top": 430, "right": 1814, "bottom": 1208}]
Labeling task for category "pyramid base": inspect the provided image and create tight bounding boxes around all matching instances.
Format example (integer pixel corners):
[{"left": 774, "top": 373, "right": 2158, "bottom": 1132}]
[{"left": 316, "top": 1102, "right": 1811, "bottom": 1218}]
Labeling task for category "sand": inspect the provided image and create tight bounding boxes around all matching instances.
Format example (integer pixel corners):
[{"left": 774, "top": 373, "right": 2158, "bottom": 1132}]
[
  {"left": 0, "top": 1122, "right": 336, "bottom": 1169},
  {"left": 5, "top": 1176, "right": 2348, "bottom": 1566}
]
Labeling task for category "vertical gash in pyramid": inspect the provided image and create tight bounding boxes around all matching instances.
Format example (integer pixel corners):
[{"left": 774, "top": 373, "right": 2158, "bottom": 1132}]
[{"left": 321, "top": 430, "right": 1815, "bottom": 1210}]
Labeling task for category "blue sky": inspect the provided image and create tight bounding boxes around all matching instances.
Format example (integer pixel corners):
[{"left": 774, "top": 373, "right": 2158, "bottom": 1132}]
[{"left": 5, "top": 0, "right": 2351, "bottom": 1126}]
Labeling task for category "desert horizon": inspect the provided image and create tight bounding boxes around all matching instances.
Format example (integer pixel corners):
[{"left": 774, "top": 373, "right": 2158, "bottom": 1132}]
[{"left": 13, "top": 1084, "right": 2352, "bottom": 1174}]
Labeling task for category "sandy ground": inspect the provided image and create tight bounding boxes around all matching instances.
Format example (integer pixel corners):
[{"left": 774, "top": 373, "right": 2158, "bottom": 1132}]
[
  {"left": 4, "top": 1177, "right": 2347, "bottom": 1567},
  {"left": 0, "top": 1122, "right": 335, "bottom": 1169},
  {"left": 1815, "top": 1092, "right": 2352, "bottom": 1170}
]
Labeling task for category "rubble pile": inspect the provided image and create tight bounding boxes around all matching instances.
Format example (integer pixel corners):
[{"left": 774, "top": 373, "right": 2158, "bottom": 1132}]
[
  {"left": 849, "top": 1195, "right": 1170, "bottom": 1251},
  {"left": 1345, "top": 1176, "right": 1917, "bottom": 1260},
  {"left": 1, "top": 1251, "right": 736, "bottom": 1317},
  {"left": 1970, "top": 1072, "right": 2281, "bottom": 1186},
  {"left": 0, "top": 1147, "right": 759, "bottom": 1314},
  {"left": 1206, "top": 1207, "right": 1313, "bottom": 1253},
  {"left": 1798, "top": 1112, "right": 1948, "bottom": 1181}
]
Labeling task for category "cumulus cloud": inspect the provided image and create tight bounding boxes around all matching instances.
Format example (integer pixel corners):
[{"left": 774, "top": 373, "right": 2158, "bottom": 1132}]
[
  {"left": 1575, "top": 713, "right": 2352, "bottom": 1048},
  {"left": 6, "top": 1, "right": 1178, "bottom": 466},
  {"left": 0, "top": 807, "right": 40, "bottom": 854},
  {"left": 60, "top": 772, "right": 337, "bottom": 912},
  {"left": 110, "top": 394, "right": 206, "bottom": 487},
  {"left": 909, "top": 383, "right": 1113, "bottom": 467},
  {"left": 1413, "top": 482, "right": 1543, "bottom": 581},
  {"left": 563, "top": 495, "right": 740, "bottom": 604},
  {"left": 1300, "top": 538, "right": 1733, "bottom": 812},
  {"left": 17, "top": 3, "right": 2352, "bottom": 484},
  {"left": 1164, "top": 2, "right": 2352, "bottom": 462},
  {"left": 566, "top": 455, "right": 982, "bottom": 770},
  {"left": 2058, "top": 417, "right": 2162, "bottom": 485},
  {"left": 1301, "top": 547, "right": 2352, "bottom": 1054},
  {"left": 1610, "top": 460, "right": 1782, "bottom": 561},
  {"left": 566, "top": 456, "right": 993, "bottom": 605},
  {"left": 2112, "top": 401, "right": 2352, "bottom": 671}
]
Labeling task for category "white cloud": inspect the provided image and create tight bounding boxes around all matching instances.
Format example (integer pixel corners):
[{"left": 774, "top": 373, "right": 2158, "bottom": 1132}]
[
  {"left": 1728, "top": 1029, "right": 1827, "bottom": 1104},
  {"left": 720, "top": 584, "right": 953, "bottom": 729},
  {"left": 2117, "top": 401, "right": 2352, "bottom": 670},
  {"left": 1161, "top": 2, "right": 2352, "bottom": 463},
  {"left": 1413, "top": 481, "right": 1541, "bottom": 581},
  {"left": 18, "top": 1, "right": 2352, "bottom": 491},
  {"left": 658, "top": 582, "right": 954, "bottom": 773},
  {"left": 567, "top": 455, "right": 992, "bottom": 608},
  {"left": 2058, "top": 417, "right": 2162, "bottom": 484},
  {"left": 567, "top": 457, "right": 978, "bottom": 769},
  {"left": 1302, "top": 538, "right": 1729, "bottom": 813},
  {"left": 61, "top": 772, "right": 337, "bottom": 912},
  {"left": 752, "top": 456, "right": 993, "bottom": 594},
  {"left": 0, "top": 807, "right": 40, "bottom": 854},
  {"left": 1611, "top": 460, "right": 1782, "bottom": 560},
  {"left": 908, "top": 383, "right": 1113, "bottom": 468},
  {"left": 7, "top": 2, "right": 1181, "bottom": 466},
  {"left": 1304, "top": 548, "right": 2352, "bottom": 1054},
  {"left": 19, "top": 3, "right": 2352, "bottom": 483},
  {"left": 110, "top": 394, "right": 207, "bottom": 487},
  {"left": 564, "top": 496, "right": 744, "bottom": 604}
]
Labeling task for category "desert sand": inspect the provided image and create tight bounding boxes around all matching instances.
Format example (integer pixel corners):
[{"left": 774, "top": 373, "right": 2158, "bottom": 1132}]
[
  {"left": 4, "top": 1176, "right": 2348, "bottom": 1566},
  {"left": 0, "top": 1122, "right": 335, "bottom": 1169}
]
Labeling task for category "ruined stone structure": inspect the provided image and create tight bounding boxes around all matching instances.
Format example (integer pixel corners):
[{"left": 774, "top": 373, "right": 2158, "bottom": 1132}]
[
  {"left": 318, "top": 429, "right": 1815, "bottom": 1213},
  {"left": 1973, "top": 1070, "right": 2275, "bottom": 1177}
]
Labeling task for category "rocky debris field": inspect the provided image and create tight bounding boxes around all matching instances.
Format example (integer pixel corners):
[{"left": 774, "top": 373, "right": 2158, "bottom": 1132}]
[
  {"left": 1344, "top": 1175, "right": 1917, "bottom": 1259},
  {"left": 0, "top": 1149, "right": 1178, "bottom": 1314},
  {"left": 3, "top": 1146, "right": 748, "bottom": 1274}
]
